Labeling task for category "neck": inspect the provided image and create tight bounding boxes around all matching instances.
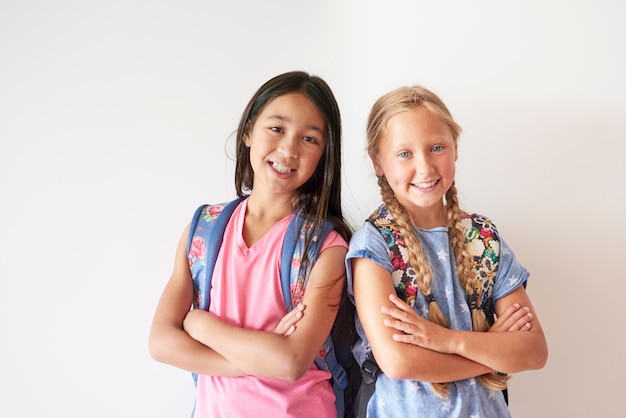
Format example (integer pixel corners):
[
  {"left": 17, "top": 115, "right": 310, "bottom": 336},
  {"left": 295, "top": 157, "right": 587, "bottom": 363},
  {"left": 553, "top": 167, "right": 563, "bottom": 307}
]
[
  {"left": 246, "top": 191, "right": 295, "bottom": 222},
  {"left": 404, "top": 202, "right": 447, "bottom": 229}
]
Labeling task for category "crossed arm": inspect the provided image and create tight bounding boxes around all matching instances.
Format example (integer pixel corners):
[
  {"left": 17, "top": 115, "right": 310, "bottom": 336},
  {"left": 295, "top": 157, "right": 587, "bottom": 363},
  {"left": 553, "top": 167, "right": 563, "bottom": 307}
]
[
  {"left": 149, "top": 224, "right": 347, "bottom": 381},
  {"left": 352, "top": 257, "right": 548, "bottom": 383}
]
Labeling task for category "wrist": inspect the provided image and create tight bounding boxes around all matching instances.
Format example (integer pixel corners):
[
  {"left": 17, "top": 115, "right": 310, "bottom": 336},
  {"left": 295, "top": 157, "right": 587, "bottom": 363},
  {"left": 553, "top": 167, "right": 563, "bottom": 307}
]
[{"left": 448, "top": 330, "right": 465, "bottom": 355}]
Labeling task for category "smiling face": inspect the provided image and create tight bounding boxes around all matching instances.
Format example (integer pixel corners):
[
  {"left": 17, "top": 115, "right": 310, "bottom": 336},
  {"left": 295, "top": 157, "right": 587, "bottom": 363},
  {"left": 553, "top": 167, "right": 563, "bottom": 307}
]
[
  {"left": 244, "top": 92, "right": 326, "bottom": 199},
  {"left": 371, "top": 106, "right": 458, "bottom": 221}
]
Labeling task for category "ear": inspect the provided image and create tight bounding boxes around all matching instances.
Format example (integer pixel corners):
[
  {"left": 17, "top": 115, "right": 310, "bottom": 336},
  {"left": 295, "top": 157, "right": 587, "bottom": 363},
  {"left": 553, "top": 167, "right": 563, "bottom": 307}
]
[
  {"left": 243, "top": 132, "right": 251, "bottom": 147},
  {"left": 369, "top": 151, "right": 385, "bottom": 177}
]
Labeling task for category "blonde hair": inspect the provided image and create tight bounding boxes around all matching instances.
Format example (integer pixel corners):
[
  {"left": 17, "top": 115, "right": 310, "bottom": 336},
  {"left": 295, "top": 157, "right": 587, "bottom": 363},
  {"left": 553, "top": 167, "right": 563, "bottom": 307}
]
[{"left": 367, "top": 86, "right": 508, "bottom": 396}]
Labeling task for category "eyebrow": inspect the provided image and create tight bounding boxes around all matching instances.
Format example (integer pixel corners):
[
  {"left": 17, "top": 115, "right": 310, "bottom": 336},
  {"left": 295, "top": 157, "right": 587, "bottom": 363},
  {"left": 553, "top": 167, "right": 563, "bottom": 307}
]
[{"left": 266, "top": 115, "right": 325, "bottom": 134}]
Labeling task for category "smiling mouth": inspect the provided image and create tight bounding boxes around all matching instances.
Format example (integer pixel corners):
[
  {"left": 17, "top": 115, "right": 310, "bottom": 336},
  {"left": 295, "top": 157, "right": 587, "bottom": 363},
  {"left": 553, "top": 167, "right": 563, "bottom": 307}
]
[
  {"left": 414, "top": 180, "right": 439, "bottom": 189},
  {"left": 271, "top": 162, "right": 294, "bottom": 174}
]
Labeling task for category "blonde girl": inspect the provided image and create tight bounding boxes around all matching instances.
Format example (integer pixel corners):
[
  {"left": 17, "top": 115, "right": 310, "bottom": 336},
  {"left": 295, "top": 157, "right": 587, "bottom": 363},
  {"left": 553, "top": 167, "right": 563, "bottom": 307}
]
[{"left": 347, "top": 86, "right": 548, "bottom": 417}]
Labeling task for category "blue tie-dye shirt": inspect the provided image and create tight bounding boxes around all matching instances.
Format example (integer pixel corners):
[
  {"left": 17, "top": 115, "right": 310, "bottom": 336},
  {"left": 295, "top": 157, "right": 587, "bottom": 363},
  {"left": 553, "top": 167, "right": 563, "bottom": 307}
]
[{"left": 346, "top": 220, "right": 529, "bottom": 418}]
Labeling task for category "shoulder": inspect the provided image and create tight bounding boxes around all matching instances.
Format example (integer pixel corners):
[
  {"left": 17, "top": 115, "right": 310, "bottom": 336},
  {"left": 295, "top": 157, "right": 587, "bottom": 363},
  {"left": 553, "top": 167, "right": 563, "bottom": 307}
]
[
  {"left": 350, "top": 221, "right": 386, "bottom": 248},
  {"left": 320, "top": 229, "right": 348, "bottom": 251},
  {"left": 346, "top": 221, "right": 391, "bottom": 269}
]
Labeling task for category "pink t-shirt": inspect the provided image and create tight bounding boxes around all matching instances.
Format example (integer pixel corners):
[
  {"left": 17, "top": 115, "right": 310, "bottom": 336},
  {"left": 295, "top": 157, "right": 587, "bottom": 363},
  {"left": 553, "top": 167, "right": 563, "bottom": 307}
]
[{"left": 194, "top": 199, "right": 347, "bottom": 418}]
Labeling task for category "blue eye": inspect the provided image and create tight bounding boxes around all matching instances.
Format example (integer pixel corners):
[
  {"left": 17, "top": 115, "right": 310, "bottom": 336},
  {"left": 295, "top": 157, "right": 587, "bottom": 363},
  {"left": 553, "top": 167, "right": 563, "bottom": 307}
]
[
  {"left": 432, "top": 145, "right": 444, "bottom": 152},
  {"left": 398, "top": 151, "right": 411, "bottom": 158}
]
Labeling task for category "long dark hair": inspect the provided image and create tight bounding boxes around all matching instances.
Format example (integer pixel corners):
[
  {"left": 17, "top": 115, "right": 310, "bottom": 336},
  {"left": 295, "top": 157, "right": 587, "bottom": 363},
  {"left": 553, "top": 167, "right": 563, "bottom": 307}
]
[{"left": 235, "top": 71, "right": 350, "bottom": 242}]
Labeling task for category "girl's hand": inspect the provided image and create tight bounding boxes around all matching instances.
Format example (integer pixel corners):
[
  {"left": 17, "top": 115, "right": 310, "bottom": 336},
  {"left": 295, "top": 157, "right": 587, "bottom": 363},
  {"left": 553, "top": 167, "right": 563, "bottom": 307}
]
[
  {"left": 273, "top": 304, "right": 306, "bottom": 337},
  {"left": 489, "top": 303, "right": 533, "bottom": 332},
  {"left": 382, "top": 294, "right": 454, "bottom": 353}
]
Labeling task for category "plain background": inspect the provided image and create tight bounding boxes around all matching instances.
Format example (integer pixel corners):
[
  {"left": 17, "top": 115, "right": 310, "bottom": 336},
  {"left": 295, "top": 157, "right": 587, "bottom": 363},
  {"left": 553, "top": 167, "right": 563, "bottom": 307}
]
[{"left": 1, "top": 1, "right": 625, "bottom": 417}]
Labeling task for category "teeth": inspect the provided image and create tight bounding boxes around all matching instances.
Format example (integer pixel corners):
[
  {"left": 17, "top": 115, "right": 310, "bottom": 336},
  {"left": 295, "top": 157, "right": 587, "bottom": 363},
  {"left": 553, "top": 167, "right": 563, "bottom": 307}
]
[
  {"left": 415, "top": 180, "right": 438, "bottom": 189},
  {"left": 272, "top": 162, "right": 293, "bottom": 173}
]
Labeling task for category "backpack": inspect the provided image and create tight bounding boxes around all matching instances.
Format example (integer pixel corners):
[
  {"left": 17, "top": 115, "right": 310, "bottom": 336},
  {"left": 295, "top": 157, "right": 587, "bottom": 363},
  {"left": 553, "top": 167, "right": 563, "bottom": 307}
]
[
  {"left": 186, "top": 197, "right": 351, "bottom": 417},
  {"left": 354, "top": 204, "right": 505, "bottom": 416}
]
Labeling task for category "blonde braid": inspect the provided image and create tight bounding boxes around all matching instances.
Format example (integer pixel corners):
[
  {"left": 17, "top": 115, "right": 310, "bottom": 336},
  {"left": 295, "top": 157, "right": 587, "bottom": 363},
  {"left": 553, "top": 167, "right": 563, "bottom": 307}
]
[
  {"left": 445, "top": 183, "right": 484, "bottom": 328},
  {"left": 446, "top": 183, "right": 510, "bottom": 391},
  {"left": 379, "top": 176, "right": 451, "bottom": 397}
]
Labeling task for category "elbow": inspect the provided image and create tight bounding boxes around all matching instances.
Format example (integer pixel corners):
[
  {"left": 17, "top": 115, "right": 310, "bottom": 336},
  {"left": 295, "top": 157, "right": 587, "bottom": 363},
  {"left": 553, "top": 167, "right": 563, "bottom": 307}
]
[
  {"left": 272, "top": 353, "right": 311, "bottom": 381},
  {"left": 505, "top": 341, "right": 549, "bottom": 374},
  {"left": 525, "top": 336, "right": 549, "bottom": 371},
  {"left": 376, "top": 355, "right": 413, "bottom": 381},
  {"left": 148, "top": 332, "right": 169, "bottom": 364},
  {"left": 531, "top": 344, "right": 549, "bottom": 370},
  {"left": 280, "top": 361, "right": 310, "bottom": 382},
  {"left": 281, "top": 368, "right": 308, "bottom": 382}
]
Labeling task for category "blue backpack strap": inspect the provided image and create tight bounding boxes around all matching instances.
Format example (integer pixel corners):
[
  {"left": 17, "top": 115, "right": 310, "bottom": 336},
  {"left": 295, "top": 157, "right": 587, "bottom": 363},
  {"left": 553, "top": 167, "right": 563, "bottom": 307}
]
[
  {"left": 279, "top": 212, "right": 302, "bottom": 309},
  {"left": 280, "top": 211, "right": 335, "bottom": 308},
  {"left": 187, "top": 197, "right": 244, "bottom": 310},
  {"left": 281, "top": 212, "right": 349, "bottom": 416}
]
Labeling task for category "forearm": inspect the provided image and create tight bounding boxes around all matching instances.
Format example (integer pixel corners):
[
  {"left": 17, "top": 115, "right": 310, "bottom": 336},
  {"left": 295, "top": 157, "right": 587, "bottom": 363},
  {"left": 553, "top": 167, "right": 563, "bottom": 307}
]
[
  {"left": 149, "top": 324, "right": 246, "bottom": 377},
  {"left": 186, "top": 312, "right": 316, "bottom": 380},
  {"left": 374, "top": 341, "right": 492, "bottom": 382},
  {"left": 452, "top": 328, "right": 548, "bottom": 373}
]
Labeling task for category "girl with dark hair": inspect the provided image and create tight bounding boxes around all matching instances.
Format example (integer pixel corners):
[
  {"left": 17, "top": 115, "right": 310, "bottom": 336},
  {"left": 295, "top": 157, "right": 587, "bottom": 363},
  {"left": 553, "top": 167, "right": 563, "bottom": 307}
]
[{"left": 149, "top": 71, "right": 352, "bottom": 417}]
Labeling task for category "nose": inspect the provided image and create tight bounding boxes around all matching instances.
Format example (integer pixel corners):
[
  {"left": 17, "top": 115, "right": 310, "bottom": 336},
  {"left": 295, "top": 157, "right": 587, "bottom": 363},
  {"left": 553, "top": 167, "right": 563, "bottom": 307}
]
[
  {"left": 414, "top": 151, "right": 434, "bottom": 174},
  {"left": 278, "top": 135, "right": 299, "bottom": 159}
]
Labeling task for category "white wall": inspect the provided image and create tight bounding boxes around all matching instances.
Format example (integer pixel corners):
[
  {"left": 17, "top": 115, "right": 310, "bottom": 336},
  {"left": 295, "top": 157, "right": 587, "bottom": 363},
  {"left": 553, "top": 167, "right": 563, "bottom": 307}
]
[{"left": 1, "top": 1, "right": 624, "bottom": 417}]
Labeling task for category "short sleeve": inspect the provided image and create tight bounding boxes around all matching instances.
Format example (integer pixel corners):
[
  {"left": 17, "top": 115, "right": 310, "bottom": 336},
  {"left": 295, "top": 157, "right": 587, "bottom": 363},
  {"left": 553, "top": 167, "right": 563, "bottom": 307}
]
[
  {"left": 345, "top": 222, "right": 393, "bottom": 297},
  {"left": 492, "top": 236, "right": 530, "bottom": 302}
]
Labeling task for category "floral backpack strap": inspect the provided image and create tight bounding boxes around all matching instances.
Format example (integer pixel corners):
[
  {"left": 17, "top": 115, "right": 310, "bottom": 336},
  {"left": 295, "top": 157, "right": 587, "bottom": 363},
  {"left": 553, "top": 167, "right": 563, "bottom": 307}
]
[
  {"left": 459, "top": 211, "right": 500, "bottom": 325},
  {"left": 187, "top": 198, "right": 245, "bottom": 310},
  {"left": 366, "top": 204, "right": 419, "bottom": 307}
]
